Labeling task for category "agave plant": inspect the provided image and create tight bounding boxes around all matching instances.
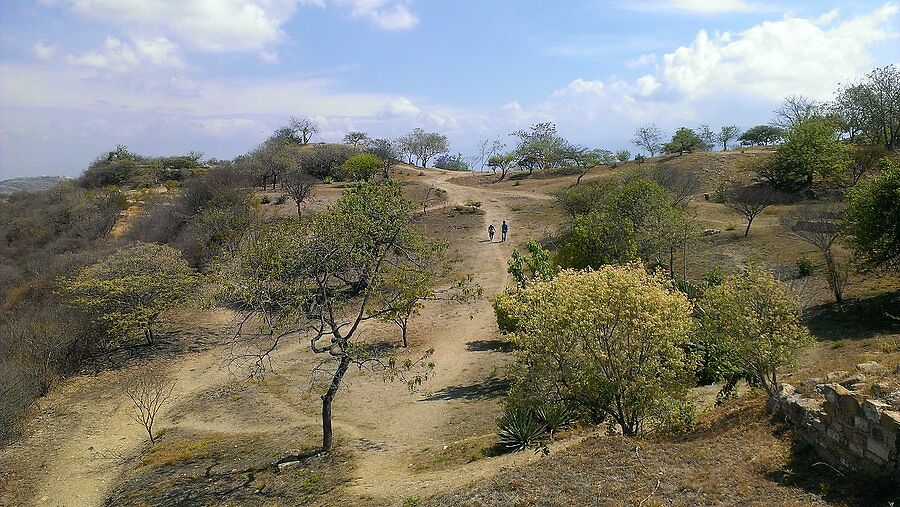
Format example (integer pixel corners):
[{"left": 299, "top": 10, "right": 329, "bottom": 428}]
[
  {"left": 535, "top": 404, "right": 573, "bottom": 440},
  {"left": 498, "top": 409, "right": 547, "bottom": 452}
]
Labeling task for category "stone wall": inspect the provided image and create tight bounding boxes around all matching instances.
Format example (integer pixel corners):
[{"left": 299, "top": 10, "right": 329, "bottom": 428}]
[{"left": 768, "top": 382, "right": 900, "bottom": 481}]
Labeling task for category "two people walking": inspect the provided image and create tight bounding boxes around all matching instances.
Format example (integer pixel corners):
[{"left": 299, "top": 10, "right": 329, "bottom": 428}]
[{"left": 488, "top": 220, "right": 508, "bottom": 242}]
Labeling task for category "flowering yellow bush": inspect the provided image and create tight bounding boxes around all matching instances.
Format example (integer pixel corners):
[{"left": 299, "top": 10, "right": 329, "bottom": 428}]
[{"left": 499, "top": 264, "right": 696, "bottom": 436}]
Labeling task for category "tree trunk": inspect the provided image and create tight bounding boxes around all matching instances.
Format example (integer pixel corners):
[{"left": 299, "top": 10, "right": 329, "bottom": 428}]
[
  {"left": 145, "top": 327, "right": 154, "bottom": 346},
  {"left": 401, "top": 321, "right": 409, "bottom": 348},
  {"left": 321, "top": 355, "right": 351, "bottom": 452},
  {"left": 824, "top": 250, "right": 843, "bottom": 303},
  {"left": 744, "top": 218, "right": 753, "bottom": 237},
  {"left": 296, "top": 201, "right": 303, "bottom": 219}
]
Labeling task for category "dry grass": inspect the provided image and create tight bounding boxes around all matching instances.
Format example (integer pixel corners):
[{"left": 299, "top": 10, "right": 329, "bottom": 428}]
[
  {"left": 427, "top": 395, "right": 897, "bottom": 506},
  {"left": 105, "top": 428, "right": 357, "bottom": 507}
]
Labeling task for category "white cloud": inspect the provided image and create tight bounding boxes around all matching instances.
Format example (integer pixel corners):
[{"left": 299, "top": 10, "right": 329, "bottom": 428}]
[
  {"left": 33, "top": 42, "right": 57, "bottom": 60},
  {"left": 193, "top": 118, "right": 258, "bottom": 136},
  {"left": 259, "top": 50, "right": 280, "bottom": 64},
  {"left": 625, "top": 0, "right": 764, "bottom": 14},
  {"left": 660, "top": 3, "right": 899, "bottom": 100},
  {"left": 381, "top": 97, "right": 420, "bottom": 116},
  {"left": 66, "top": 36, "right": 184, "bottom": 72},
  {"left": 303, "top": 0, "right": 418, "bottom": 30},
  {"left": 63, "top": 0, "right": 299, "bottom": 51},
  {"left": 670, "top": 0, "right": 754, "bottom": 13},
  {"left": 635, "top": 74, "right": 660, "bottom": 96},
  {"left": 626, "top": 53, "right": 656, "bottom": 69}
]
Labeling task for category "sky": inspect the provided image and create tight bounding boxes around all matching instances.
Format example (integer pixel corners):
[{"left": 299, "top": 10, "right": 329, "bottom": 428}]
[{"left": 0, "top": 0, "right": 898, "bottom": 179}]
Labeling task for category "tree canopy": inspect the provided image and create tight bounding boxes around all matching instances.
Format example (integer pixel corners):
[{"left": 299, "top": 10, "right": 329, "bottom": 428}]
[
  {"left": 844, "top": 158, "right": 900, "bottom": 271},
  {"left": 494, "top": 266, "right": 696, "bottom": 436},
  {"left": 61, "top": 242, "right": 198, "bottom": 346}
]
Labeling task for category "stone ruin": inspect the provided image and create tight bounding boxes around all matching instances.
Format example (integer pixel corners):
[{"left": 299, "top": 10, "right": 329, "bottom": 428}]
[{"left": 768, "top": 361, "right": 900, "bottom": 482}]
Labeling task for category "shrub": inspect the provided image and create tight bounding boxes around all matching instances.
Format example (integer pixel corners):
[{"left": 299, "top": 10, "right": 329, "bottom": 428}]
[
  {"left": 498, "top": 409, "right": 547, "bottom": 452},
  {"left": 342, "top": 153, "right": 382, "bottom": 181},
  {"left": 704, "top": 267, "right": 725, "bottom": 286},
  {"left": 697, "top": 267, "right": 812, "bottom": 396},
  {"left": 796, "top": 257, "right": 813, "bottom": 277},
  {"left": 60, "top": 242, "right": 199, "bottom": 347},
  {"left": 844, "top": 158, "right": 900, "bottom": 271},
  {"left": 499, "top": 266, "right": 696, "bottom": 436},
  {"left": 260, "top": 195, "right": 272, "bottom": 204},
  {"left": 274, "top": 194, "right": 288, "bottom": 205}
]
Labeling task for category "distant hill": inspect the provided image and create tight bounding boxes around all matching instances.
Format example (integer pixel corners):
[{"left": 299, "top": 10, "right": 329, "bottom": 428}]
[{"left": 0, "top": 176, "right": 68, "bottom": 195}]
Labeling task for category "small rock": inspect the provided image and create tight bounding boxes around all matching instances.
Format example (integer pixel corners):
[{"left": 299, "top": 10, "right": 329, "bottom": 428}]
[
  {"left": 856, "top": 361, "right": 885, "bottom": 374},
  {"left": 702, "top": 228, "right": 721, "bottom": 236},
  {"left": 276, "top": 460, "right": 300, "bottom": 472},
  {"left": 825, "top": 371, "right": 849, "bottom": 382},
  {"left": 840, "top": 374, "right": 866, "bottom": 388}
]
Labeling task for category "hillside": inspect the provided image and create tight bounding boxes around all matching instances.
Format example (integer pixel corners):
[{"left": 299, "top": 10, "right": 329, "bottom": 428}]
[
  {"left": 1, "top": 153, "right": 899, "bottom": 506},
  {"left": 0, "top": 176, "right": 68, "bottom": 194}
]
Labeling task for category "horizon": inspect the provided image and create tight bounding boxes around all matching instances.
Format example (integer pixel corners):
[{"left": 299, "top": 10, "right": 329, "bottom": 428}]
[{"left": 1, "top": 0, "right": 898, "bottom": 179}]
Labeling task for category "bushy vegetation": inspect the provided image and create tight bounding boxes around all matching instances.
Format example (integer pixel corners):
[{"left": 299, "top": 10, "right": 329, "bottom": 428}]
[
  {"left": 695, "top": 268, "right": 812, "bottom": 397},
  {"left": 60, "top": 243, "right": 198, "bottom": 347},
  {"left": 844, "top": 158, "right": 900, "bottom": 271},
  {"left": 495, "top": 266, "right": 696, "bottom": 437}
]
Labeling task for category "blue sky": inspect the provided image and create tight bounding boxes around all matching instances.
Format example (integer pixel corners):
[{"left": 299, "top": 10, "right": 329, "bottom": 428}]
[{"left": 0, "top": 0, "right": 898, "bottom": 178}]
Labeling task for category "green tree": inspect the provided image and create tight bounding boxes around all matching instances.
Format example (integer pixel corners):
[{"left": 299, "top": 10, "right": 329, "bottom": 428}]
[
  {"left": 738, "top": 125, "right": 784, "bottom": 146},
  {"left": 717, "top": 125, "right": 741, "bottom": 150},
  {"left": 487, "top": 152, "right": 516, "bottom": 181},
  {"left": 844, "top": 158, "right": 900, "bottom": 270},
  {"left": 498, "top": 266, "right": 696, "bottom": 436},
  {"left": 761, "top": 118, "right": 849, "bottom": 191},
  {"left": 616, "top": 149, "right": 631, "bottom": 164},
  {"left": 508, "top": 240, "right": 556, "bottom": 287},
  {"left": 406, "top": 128, "right": 448, "bottom": 167},
  {"left": 221, "top": 182, "right": 450, "bottom": 452},
  {"left": 61, "top": 242, "right": 198, "bottom": 346},
  {"left": 511, "top": 122, "right": 568, "bottom": 175},
  {"left": 343, "top": 131, "right": 370, "bottom": 149},
  {"left": 663, "top": 127, "right": 706, "bottom": 155},
  {"left": 343, "top": 153, "right": 382, "bottom": 181},
  {"left": 697, "top": 267, "right": 812, "bottom": 397},
  {"left": 373, "top": 240, "right": 478, "bottom": 347}
]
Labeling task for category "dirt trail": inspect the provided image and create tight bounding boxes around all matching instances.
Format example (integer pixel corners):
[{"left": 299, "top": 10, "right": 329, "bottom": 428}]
[{"left": 4, "top": 169, "right": 560, "bottom": 506}]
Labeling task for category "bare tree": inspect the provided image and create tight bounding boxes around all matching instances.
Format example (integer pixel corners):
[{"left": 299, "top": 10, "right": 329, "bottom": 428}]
[
  {"left": 472, "top": 138, "right": 504, "bottom": 172},
  {"left": 368, "top": 138, "right": 399, "bottom": 179},
  {"left": 724, "top": 183, "right": 791, "bottom": 237},
  {"left": 282, "top": 170, "right": 318, "bottom": 217},
  {"left": 289, "top": 116, "right": 319, "bottom": 144},
  {"left": 772, "top": 95, "right": 821, "bottom": 129},
  {"left": 631, "top": 124, "right": 663, "bottom": 157},
  {"left": 626, "top": 164, "right": 700, "bottom": 207},
  {"left": 781, "top": 202, "right": 850, "bottom": 303},
  {"left": 342, "top": 131, "right": 369, "bottom": 149},
  {"left": 123, "top": 369, "right": 176, "bottom": 444}
]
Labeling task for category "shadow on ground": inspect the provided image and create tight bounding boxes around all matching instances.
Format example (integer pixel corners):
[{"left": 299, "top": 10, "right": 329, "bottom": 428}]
[
  {"left": 422, "top": 377, "right": 510, "bottom": 402},
  {"left": 805, "top": 290, "right": 900, "bottom": 341},
  {"left": 466, "top": 339, "right": 514, "bottom": 353}
]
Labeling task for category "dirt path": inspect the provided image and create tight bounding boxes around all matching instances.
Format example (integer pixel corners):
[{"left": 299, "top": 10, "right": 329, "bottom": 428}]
[{"left": 2, "top": 169, "right": 560, "bottom": 506}]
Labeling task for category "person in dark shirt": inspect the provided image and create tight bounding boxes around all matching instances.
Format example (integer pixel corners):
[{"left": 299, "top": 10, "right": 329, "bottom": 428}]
[{"left": 501, "top": 220, "right": 508, "bottom": 242}]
